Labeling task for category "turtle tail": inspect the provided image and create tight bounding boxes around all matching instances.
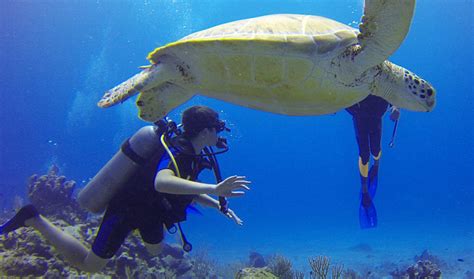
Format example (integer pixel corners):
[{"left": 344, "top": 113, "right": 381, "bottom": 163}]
[{"left": 98, "top": 65, "right": 160, "bottom": 108}]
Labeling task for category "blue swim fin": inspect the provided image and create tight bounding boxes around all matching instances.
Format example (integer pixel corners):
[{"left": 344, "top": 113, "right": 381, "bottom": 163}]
[
  {"left": 358, "top": 163, "right": 379, "bottom": 229},
  {"left": 359, "top": 193, "right": 377, "bottom": 229},
  {"left": 0, "top": 204, "right": 39, "bottom": 235},
  {"left": 368, "top": 165, "right": 379, "bottom": 198}
]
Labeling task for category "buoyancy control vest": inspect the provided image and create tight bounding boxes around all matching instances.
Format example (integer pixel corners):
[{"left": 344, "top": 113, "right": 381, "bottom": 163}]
[{"left": 78, "top": 119, "right": 228, "bottom": 215}]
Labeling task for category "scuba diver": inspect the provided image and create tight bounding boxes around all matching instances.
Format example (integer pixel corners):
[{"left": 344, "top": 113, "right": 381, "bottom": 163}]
[
  {"left": 346, "top": 95, "right": 400, "bottom": 229},
  {"left": 0, "top": 105, "right": 250, "bottom": 273}
]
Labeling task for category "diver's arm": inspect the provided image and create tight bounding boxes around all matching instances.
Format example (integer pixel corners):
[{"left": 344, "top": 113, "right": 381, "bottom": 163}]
[
  {"left": 194, "top": 194, "right": 220, "bottom": 209},
  {"left": 155, "top": 169, "right": 215, "bottom": 195},
  {"left": 226, "top": 208, "right": 243, "bottom": 225},
  {"left": 155, "top": 170, "right": 251, "bottom": 196},
  {"left": 194, "top": 195, "right": 244, "bottom": 225}
]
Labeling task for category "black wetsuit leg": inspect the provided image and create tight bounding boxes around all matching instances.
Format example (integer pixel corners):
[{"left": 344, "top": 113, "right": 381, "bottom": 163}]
[
  {"left": 138, "top": 219, "right": 165, "bottom": 245},
  {"left": 91, "top": 200, "right": 167, "bottom": 258},
  {"left": 367, "top": 97, "right": 388, "bottom": 157},
  {"left": 352, "top": 116, "right": 371, "bottom": 165},
  {"left": 368, "top": 117, "right": 383, "bottom": 157},
  {"left": 92, "top": 208, "right": 132, "bottom": 259},
  {"left": 346, "top": 95, "right": 389, "bottom": 163}
]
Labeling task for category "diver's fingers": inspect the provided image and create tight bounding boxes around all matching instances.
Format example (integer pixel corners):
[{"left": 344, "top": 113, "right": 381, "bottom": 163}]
[
  {"left": 226, "top": 211, "right": 243, "bottom": 225},
  {"left": 233, "top": 179, "right": 251, "bottom": 185},
  {"left": 229, "top": 191, "right": 246, "bottom": 197},
  {"left": 225, "top": 175, "right": 247, "bottom": 182},
  {"left": 233, "top": 217, "right": 243, "bottom": 225},
  {"left": 220, "top": 176, "right": 236, "bottom": 184},
  {"left": 236, "top": 219, "right": 243, "bottom": 225},
  {"left": 232, "top": 184, "right": 250, "bottom": 191},
  {"left": 231, "top": 180, "right": 251, "bottom": 188}
]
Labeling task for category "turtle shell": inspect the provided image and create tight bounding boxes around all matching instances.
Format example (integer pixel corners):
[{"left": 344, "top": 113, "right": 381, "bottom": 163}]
[{"left": 147, "top": 14, "right": 359, "bottom": 64}]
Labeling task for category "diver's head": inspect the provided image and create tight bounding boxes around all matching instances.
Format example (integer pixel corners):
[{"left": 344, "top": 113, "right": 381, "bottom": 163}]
[
  {"left": 182, "top": 105, "right": 228, "bottom": 146},
  {"left": 373, "top": 62, "right": 436, "bottom": 112}
]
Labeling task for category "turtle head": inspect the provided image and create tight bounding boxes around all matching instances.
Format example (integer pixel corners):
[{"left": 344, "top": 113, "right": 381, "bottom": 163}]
[{"left": 371, "top": 62, "right": 436, "bottom": 112}]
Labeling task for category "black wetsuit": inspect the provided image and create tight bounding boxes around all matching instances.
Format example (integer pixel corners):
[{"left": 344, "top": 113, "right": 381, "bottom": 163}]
[
  {"left": 346, "top": 95, "right": 389, "bottom": 165},
  {"left": 92, "top": 136, "right": 203, "bottom": 259}
]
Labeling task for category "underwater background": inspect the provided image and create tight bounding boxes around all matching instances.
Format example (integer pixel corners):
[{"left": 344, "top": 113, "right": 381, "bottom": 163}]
[{"left": 1, "top": 0, "right": 472, "bottom": 277}]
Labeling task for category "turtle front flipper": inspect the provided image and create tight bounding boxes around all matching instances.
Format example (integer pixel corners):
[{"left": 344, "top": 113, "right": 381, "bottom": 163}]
[
  {"left": 98, "top": 63, "right": 172, "bottom": 108},
  {"left": 340, "top": 0, "right": 416, "bottom": 74},
  {"left": 136, "top": 82, "right": 193, "bottom": 122},
  {"left": 360, "top": 0, "right": 415, "bottom": 60}
]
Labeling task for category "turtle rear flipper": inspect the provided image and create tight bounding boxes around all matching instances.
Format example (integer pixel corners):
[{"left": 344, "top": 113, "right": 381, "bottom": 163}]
[{"left": 137, "top": 82, "right": 193, "bottom": 122}]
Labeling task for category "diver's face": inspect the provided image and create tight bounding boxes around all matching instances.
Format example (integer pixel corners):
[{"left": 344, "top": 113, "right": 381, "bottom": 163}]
[{"left": 204, "top": 127, "right": 218, "bottom": 146}]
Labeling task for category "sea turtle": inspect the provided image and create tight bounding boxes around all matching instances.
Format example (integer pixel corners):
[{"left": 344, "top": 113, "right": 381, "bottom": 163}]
[{"left": 98, "top": 0, "right": 436, "bottom": 122}]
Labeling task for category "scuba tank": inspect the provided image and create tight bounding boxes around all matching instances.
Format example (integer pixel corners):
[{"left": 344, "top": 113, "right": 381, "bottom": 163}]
[{"left": 78, "top": 122, "right": 168, "bottom": 213}]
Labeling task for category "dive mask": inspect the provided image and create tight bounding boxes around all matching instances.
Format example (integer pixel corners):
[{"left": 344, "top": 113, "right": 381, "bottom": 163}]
[{"left": 214, "top": 119, "right": 230, "bottom": 133}]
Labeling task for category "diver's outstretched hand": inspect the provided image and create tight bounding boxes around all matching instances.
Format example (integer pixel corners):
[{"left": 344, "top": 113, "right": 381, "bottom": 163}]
[
  {"left": 390, "top": 106, "right": 400, "bottom": 122},
  {"left": 214, "top": 175, "right": 250, "bottom": 197},
  {"left": 225, "top": 208, "right": 243, "bottom": 225}
]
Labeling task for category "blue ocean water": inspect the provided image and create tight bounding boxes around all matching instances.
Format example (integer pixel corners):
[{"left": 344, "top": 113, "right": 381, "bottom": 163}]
[{"left": 1, "top": 0, "right": 472, "bottom": 276}]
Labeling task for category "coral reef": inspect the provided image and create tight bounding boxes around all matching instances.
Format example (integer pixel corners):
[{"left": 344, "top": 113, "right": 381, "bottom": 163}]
[
  {"left": 388, "top": 250, "right": 448, "bottom": 279},
  {"left": 0, "top": 226, "right": 81, "bottom": 277},
  {"left": 390, "top": 260, "right": 442, "bottom": 279},
  {"left": 27, "top": 164, "right": 87, "bottom": 224},
  {"left": 215, "top": 259, "right": 248, "bottom": 278},
  {"left": 0, "top": 166, "right": 219, "bottom": 278},
  {"left": 235, "top": 267, "right": 278, "bottom": 279},
  {"left": 309, "top": 255, "right": 344, "bottom": 279},
  {"left": 414, "top": 249, "right": 446, "bottom": 269},
  {"left": 465, "top": 270, "right": 474, "bottom": 279},
  {"left": 342, "top": 268, "right": 360, "bottom": 279},
  {"left": 249, "top": 251, "right": 267, "bottom": 268},
  {"left": 407, "top": 260, "right": 442, "bottom": 279},
  {"left": 184, "top": 250, "right": 217, "bottom": 278},
  {"left": 2, "top": 165, "right": 464, "bottom": 278},
  {"left": 267, "top": 254, "right": 296, "bottom": 279},
  {"left": 0, "top": 212, "right": 208, "bottom": 278}
]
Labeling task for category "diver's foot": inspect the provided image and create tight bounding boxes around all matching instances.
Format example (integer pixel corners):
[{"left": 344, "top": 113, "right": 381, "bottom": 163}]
[{"left": 0, "top": 204, "right": 39, "bottom": 234}]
